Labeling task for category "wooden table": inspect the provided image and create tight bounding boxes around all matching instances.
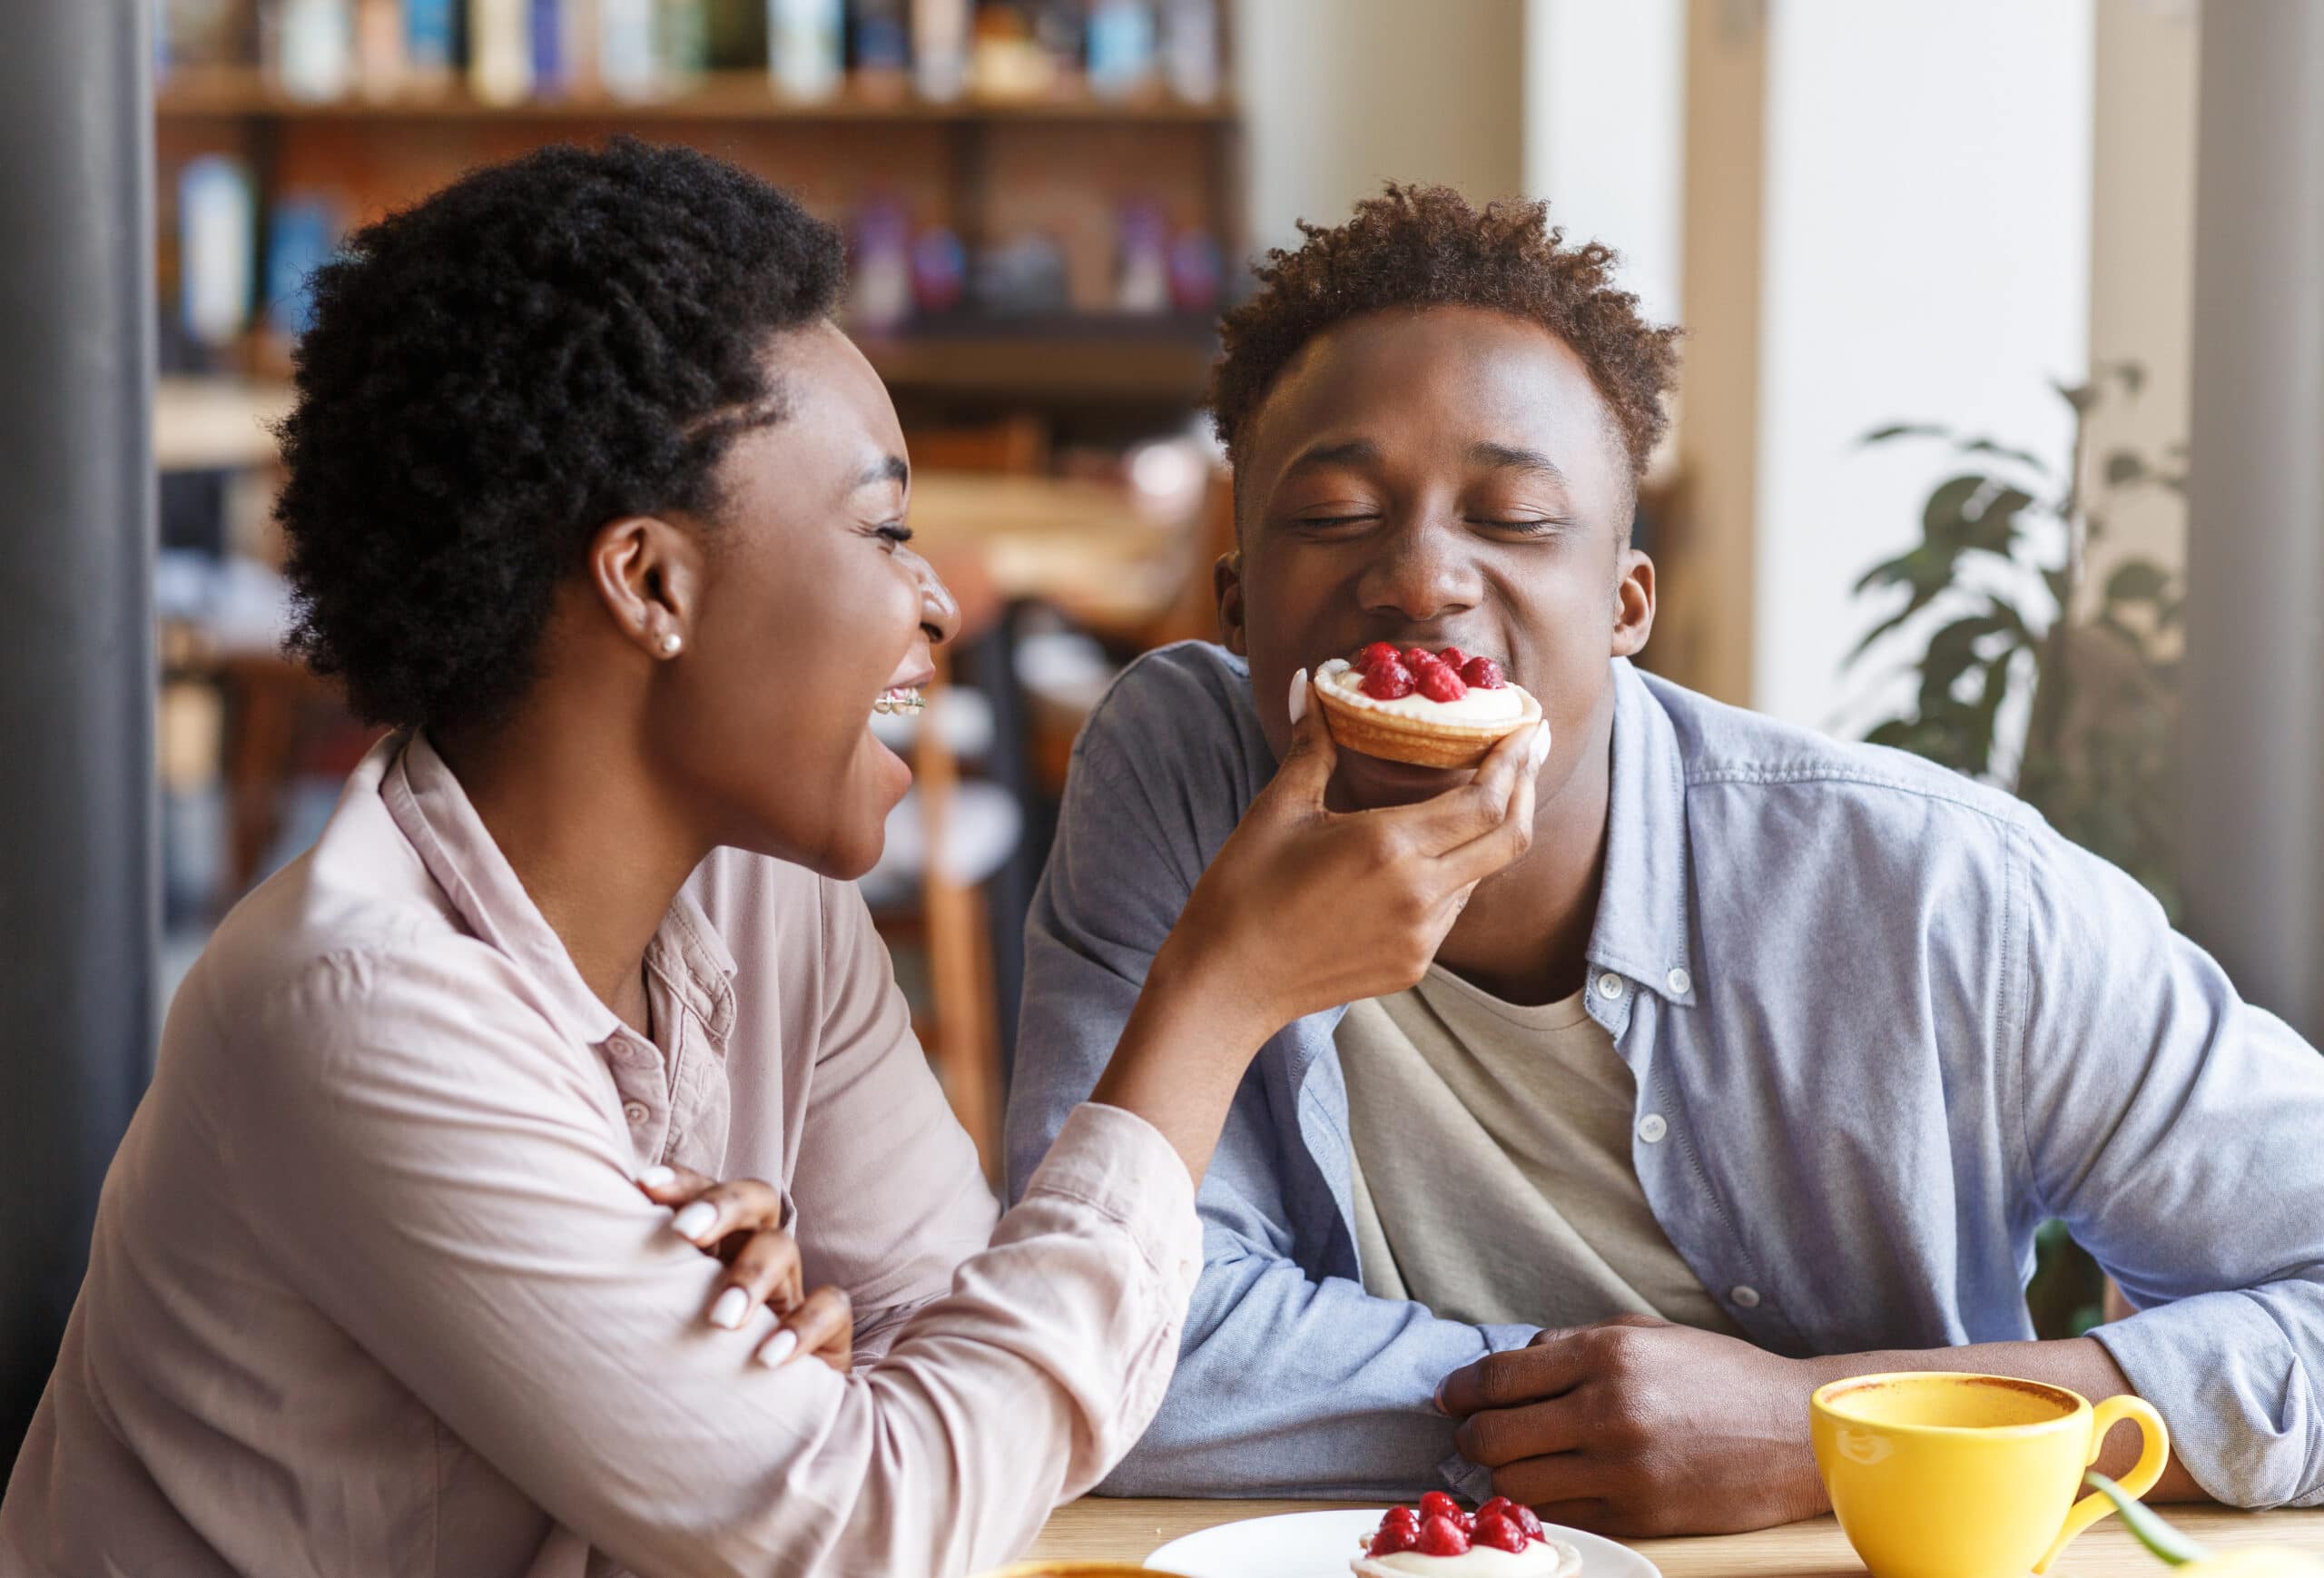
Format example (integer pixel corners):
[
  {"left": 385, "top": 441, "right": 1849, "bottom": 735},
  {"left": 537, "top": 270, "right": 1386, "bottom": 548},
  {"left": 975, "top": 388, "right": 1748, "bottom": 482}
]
[{"left": 1028, "top": 1497, "right": 2324, "bottom": 1575}]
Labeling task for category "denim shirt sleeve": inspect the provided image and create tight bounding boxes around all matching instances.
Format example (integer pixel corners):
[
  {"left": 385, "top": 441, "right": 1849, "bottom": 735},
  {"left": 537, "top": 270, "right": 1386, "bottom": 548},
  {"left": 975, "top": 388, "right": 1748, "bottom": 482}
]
[
  {"left": 1005, "top": 647, "right": 1535, "bottom": 1497},
  {"left": 2014, "top": 826, "right": 2324, "bottom": 1507}
]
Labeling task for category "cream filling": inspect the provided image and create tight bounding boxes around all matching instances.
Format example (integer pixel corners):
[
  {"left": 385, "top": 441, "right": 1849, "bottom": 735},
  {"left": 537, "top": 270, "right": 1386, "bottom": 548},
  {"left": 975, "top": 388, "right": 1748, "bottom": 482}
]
[
  {"left": 1353, "top": 1534, "right": 1578, "bottom": 1577},
  {"left": 1316, "top": 658, "right": 1533, "bottom": 725}
]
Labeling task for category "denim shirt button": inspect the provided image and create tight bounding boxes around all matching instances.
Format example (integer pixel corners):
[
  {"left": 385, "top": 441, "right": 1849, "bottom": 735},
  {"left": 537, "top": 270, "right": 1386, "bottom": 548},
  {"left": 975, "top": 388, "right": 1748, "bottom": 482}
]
[
  {"left": 1595, "top": 971, "right": 1625, "bottom": 1001},
  {"left": 1666, "top": 967, "right": 1692, "bottom": 996},
  {"left": 1637, "top": 1113, "right": 1668, "bottom": 1143},
  {"left": 1730, "top": 1285, "right": 1762, "bottom": 1309}
]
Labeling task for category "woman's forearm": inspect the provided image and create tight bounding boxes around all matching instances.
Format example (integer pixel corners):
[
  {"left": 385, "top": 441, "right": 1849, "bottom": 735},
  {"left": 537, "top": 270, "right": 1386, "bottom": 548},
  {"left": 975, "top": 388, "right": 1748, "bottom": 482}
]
[{"left": 1087, "top": 938, "right": 1277, "bottom": 1185}]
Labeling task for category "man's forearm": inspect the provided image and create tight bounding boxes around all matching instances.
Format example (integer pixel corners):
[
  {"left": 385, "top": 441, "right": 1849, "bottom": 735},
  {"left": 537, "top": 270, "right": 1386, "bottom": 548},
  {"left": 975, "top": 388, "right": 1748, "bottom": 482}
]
[{"left": 1798, "top": 1337, "right": 2209, "bottom": 1503}]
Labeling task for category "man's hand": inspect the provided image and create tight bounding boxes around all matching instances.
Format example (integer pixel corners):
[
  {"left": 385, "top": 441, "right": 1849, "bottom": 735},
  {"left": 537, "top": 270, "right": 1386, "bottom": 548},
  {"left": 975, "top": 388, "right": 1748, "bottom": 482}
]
[{"left": 1437, "top": 1316, "right": 1828, "bottom": 1537}]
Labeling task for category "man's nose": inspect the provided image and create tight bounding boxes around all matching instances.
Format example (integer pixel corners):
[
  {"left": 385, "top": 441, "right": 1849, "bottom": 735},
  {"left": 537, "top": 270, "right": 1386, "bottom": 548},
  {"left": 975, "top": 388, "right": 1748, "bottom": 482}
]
[{"left": 1357, "top": 518, "right": 1482, "bottom": 622}]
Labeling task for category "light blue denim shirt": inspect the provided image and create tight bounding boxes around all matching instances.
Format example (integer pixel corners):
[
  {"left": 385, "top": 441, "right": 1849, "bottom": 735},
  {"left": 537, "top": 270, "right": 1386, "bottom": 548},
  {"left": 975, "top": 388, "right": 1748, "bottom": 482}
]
[{"left": 1005, "top": 642, "right": 2324, "bottom": 1509}]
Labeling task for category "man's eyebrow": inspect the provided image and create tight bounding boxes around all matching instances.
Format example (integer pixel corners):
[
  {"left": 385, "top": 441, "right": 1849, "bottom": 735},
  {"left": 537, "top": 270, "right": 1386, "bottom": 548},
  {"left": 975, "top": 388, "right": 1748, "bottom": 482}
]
[
  {"left": 1468, "top": 441, "right": 1568, "bottom": 483},
  {"left": 1282, "top": 439, "right": 1382, "bottom": 475},
  {"left": 853, "top": 454, "right": 910, "bottom": 489}
]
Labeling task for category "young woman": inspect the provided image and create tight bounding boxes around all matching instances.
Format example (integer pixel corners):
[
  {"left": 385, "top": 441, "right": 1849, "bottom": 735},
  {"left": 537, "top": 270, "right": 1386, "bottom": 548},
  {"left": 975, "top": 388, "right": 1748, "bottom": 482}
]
[{"left": 0, "top": 143, "right": 1541, "bottom": 1576}]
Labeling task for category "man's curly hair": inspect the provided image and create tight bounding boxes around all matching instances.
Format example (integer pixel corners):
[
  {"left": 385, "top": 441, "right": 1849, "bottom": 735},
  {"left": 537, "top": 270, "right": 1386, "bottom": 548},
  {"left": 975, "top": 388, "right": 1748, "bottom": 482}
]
[
  {"left": 275, "top": 138, "right": 843, "bottom": 734},
  {"left": 1208, "top": 183, "right": 1680, "bottom": 481}
]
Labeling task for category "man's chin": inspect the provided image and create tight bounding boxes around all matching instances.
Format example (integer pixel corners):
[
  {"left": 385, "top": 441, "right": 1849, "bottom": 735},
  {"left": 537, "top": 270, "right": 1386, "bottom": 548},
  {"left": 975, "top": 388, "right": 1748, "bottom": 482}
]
[{"left": 1331, "top": 748, "right": 1476, "bottom": 810}]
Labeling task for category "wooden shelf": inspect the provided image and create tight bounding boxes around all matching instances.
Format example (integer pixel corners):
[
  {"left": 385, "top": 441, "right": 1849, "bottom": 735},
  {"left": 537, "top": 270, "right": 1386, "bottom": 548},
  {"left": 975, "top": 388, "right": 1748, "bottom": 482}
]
[
  {"left": 862, "top": 324, "right": 1216, "bottom": 401},
  {"left": 155, "top": 67, "right": 1235, "bottom": 124}
]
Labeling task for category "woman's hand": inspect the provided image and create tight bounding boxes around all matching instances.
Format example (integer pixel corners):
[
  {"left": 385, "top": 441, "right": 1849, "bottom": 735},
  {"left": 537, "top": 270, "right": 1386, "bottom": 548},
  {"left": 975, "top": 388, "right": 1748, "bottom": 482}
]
[
  {"left": 1166, "top": 667, "right": 1546, "bottom": 1033},
  {"left": 1091, "top": 668, "right": 1545, "bottom": 1179},
  {"left": 636, "top": 1165, "right": 853, "bottom": 1372}
]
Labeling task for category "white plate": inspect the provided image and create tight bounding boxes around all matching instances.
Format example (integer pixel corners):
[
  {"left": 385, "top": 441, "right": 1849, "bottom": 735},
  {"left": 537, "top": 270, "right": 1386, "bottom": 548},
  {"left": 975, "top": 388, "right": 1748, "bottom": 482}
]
[{"left": 1144, "top": 1509, "right": 1660, "bottom": 1578}]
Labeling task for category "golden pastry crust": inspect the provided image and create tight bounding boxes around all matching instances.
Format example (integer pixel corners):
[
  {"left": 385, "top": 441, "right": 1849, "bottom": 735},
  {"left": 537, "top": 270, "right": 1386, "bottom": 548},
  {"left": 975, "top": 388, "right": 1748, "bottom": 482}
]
[{"left": 1315, "top": 678, "right": 1542, "bottom": 769}]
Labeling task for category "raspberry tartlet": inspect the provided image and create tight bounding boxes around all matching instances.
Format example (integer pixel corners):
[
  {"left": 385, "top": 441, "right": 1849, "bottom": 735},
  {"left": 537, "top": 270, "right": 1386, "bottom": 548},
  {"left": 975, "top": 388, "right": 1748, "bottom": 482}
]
[
  {"left": 1314, "top": 644, "right": 1542, "bottom": 769},
  {"left": 1350, "top": 1494, "right": 1582, "bottom": 1577}
]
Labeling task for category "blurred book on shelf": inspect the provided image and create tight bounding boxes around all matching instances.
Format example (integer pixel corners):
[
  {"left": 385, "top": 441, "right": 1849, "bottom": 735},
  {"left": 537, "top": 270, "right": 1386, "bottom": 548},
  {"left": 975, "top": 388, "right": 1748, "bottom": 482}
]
[{"left": 157, "top": 0, "right": 1225, "bottom": 108}]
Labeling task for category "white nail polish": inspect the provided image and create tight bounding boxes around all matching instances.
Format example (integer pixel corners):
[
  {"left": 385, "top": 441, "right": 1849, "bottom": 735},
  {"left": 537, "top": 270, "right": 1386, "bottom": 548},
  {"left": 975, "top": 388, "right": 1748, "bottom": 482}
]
[
  {"left": 671, "top": 1201, "right": 717, "bottom": 1241},
  {"left": 1530, "top": 725, "right": 1552, "bottom": 768},
  {"left": 710, "top": 1287, "right": 749, "bottom": 1329},
  {"left": 636, "top": 1165, "right": 675, "bottom": 1189},
  {"left": 1287, "top": 667, "right": 1309, "bottom": 725},
  {"left": 757, "top": 1328, "right": 800, "bottom": 1367}
]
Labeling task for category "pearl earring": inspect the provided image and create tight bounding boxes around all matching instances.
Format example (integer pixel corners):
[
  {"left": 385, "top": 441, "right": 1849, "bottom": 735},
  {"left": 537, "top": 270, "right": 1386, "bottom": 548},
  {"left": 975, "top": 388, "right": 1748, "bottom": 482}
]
[{"left": 659, "top": 632, "right": 682, "bottom": 656}]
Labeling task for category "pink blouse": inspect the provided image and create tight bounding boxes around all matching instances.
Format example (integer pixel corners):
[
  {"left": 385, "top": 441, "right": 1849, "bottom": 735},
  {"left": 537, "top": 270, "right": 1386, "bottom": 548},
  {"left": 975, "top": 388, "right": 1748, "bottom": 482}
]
[{"left": 1, "top": 734, "right": 1201, "bottom": 1576}]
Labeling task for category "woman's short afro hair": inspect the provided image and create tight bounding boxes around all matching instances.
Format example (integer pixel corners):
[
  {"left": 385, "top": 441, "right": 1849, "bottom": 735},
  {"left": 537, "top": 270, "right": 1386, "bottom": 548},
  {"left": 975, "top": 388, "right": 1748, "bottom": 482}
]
[
  {"left": 275, "top": 137, "right": 843, "bottom": 734},
  {"left": 1206, "top": 182, "right": 1680, "bottom": 478}
]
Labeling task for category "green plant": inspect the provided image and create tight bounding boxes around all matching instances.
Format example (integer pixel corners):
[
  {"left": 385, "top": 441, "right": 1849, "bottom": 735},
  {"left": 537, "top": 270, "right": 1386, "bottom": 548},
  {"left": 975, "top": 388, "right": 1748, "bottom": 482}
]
[
  {"left": 1849, "top": 363, "right": 2187, "bottom": 918},
  {"left": 1851, "top": 366, "right": 2187, "bottom": 1339}
]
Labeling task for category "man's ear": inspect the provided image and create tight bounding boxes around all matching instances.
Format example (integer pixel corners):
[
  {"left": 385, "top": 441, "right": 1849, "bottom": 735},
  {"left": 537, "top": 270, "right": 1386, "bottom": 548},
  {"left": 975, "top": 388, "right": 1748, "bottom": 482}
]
[
  {"left": 1610, "top": 547, "right": 1656, "bottom": 659},
  {"left": 1215, "top": 547, "right": 1249, "bottom": 657}
]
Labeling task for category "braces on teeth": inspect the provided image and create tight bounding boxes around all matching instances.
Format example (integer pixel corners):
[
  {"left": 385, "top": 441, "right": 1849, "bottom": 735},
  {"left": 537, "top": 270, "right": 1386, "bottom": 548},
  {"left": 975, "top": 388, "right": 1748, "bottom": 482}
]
[{"left": 872, "top": 690, "right": 926, "bottom": 716}]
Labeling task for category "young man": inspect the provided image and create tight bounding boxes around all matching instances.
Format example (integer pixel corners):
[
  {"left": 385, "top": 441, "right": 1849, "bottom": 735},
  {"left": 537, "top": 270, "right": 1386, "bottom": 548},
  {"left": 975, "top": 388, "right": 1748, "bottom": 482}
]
[{"left": 1004, "top": 184, "right": 2324, "bottom": 1534}]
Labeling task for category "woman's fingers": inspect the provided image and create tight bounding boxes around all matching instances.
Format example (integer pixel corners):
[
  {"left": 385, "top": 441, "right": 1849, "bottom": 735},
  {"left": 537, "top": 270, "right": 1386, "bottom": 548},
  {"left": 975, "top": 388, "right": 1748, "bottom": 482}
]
[
  {"left": 706, "top": 1226, "right": 806, "bottom": 1331},
  {"left": 662, "top": 1175, "right": 786, "bottom": 1254},
  {"left": 635, "top": 1162, "right": 712, "bottom": 1205},
  {"left": 1260, "top": 668, "right": 1338, "bottom": 815},
  {"left": 1435, "top": 724, "right": 1544, "bottom": 886},
  {"left": 758, "top": 1285, "right": 854, "bottom": 1374}
]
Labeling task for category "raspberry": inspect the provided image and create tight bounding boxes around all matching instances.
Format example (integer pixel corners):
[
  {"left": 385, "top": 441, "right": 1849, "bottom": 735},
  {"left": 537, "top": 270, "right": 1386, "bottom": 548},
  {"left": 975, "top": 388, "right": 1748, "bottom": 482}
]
[
  {"left": 1513, "top": 1504, "right": 1546, "bottom": 1541},
  {"left": 1361, "top": 662, "right": 1416, "bottom": 700},
  {"left": 1472, "top": 1514, "right": 1528, "bottom": 1553},
  {"left": 1418, "top": 1492, "right": 1461, "bottom": 1523},
  {"left": 1415, "top": 1514, "right": 1471, "bottom": 1557},
  {"left": 1382, "top": 1504, "right": 1420, "bottom": 1526},
  {"left": 1402, "top": 646, "right": 1434, "bottom": 672},
  {"left": 1368, "top": 1520, "right": 1418, "bottom": 1557},
  {"left": 1354, "top": 641, "right": 1400, "bottom": 672},
  {"left": 1477, "top": 1496, "right": 1514, "bottom": 1523},
  {"left": 1417, "top": 663, "right": 1469, "bottom": 703},
  {"left": 1437, "top": 646, "right": 1471, "bottom": 670},
  {"left": 1460, "top": 656, "right": 1507, "bottom": 689}
]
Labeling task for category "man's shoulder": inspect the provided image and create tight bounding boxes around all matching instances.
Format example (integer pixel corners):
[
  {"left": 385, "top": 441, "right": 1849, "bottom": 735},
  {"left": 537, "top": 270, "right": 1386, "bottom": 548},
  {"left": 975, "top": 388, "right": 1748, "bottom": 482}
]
[
  {"left": 1073, "top": 640, "right": 1274, "bottom": 794},
  {"left": 1640, "top": 669, "right": 2043, "bottom": 839}
]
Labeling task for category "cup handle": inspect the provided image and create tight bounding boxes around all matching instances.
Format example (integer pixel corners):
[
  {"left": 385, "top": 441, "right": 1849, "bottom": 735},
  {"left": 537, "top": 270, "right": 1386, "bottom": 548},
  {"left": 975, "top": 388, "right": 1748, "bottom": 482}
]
[{"left": 2033, "top": 1394, "right": 2171, "bottom": 1573}]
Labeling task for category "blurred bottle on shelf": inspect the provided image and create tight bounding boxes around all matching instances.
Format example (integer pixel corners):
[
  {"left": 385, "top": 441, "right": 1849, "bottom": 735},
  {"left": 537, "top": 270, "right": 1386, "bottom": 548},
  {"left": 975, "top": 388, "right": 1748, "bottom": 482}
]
[
  {"left": 1115, "top": 201, "right": 1169, "bottom": 315},
  {"left": 180, "top": 156, "right": 256, "bottom": 356},
  {"left": 768, "top": 0, "right": 843, "bottom": 100},
  {"left": 852, "top": 0, "right": 910, "bottom": 101},
  {"left": 1086, "top": 0, "right": 1155, "bottom": 100},
  {"left": 911, "top": 0, "right": 970, "bottom": 102},
  {"left": 850, "top": 196, "right": 915, "bottom": 335},
  {"left": 1158, "top": 0, "right": 1216, "bottom": 103},
  {"left": 264, "top": 192, "right": 346, "bottom": 345},
  {"left": 405, "top": 0, "right": 459, "bottom": 90},
  {"left": 471, "top": 0, "right": 535, "bottom": 103},
  {"left": 528, "top": 0, "right": 568, "bottom": 95},
  {"left": 970, "top": 0, "right": 1053, "bottom": 100},
  {"left": 658, "top": 0, "right": 710, "bottom": 86},
  {"left": 1167, "top": 225, "right": 1223, "bottom": 312},
  {"left": 560, "top": 0, "right": 602, "bottom": 93},
  {"left": 272, "top": 0, "right": 355, "bottom": 100},
  {"left": 911, "top": 225, "right": 968, "bottom": 316},
  {"left": 600, "top": 0, "right": 660, "bottom": 97},
  {"left": 353, "top": 0, "right": 407, "bottom": 95},
  {"left": 158, "top": 0, "right": 254, "bottom": 80}
]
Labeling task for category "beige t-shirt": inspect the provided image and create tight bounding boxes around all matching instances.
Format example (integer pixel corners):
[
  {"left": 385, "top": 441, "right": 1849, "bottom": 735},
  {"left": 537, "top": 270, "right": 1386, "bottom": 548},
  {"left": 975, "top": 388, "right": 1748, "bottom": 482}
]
[{"left": 1339, "top": 966, "right": 1739, "bottom": 1335}]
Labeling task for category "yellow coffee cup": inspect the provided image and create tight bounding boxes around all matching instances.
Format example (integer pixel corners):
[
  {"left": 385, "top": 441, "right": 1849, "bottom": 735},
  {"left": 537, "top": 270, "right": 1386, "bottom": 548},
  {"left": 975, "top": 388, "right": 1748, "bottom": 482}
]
[{"left": 1810, "top": 1371, "right": 2170, "bottom": 1578}]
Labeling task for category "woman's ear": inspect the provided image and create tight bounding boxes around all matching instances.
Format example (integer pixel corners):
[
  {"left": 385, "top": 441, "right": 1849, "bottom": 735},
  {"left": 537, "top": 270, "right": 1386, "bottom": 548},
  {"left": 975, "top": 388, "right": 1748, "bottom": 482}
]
[
  {"left": 590, "top": 514, "right": 705, "bottom": 661},
  {"left": 1610, "top": 547, "right": 1657, "bottom": 659},
  {"left": 1214, "top": 547, "right": 1249, "bottom": 657}
]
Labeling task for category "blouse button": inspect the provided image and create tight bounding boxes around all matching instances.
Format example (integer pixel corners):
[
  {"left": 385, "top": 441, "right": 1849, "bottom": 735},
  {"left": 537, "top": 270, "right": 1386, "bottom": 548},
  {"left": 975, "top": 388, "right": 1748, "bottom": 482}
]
[
  {"left": 1637, "top": 1113, "right": 1668, "bottom": 1144},
  {"left": 1667, "top": 967, "right": 1693, "bottom": 996},
  {"left": 1595, "top": 971, "right": 1625, "bottom": 1001},
  {"left": 1731, "top": 1285, "right": 1763, "bottom": 1309},
  {"left": 622, "top": 1100, "right": 650, "bottom": 1126}
]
